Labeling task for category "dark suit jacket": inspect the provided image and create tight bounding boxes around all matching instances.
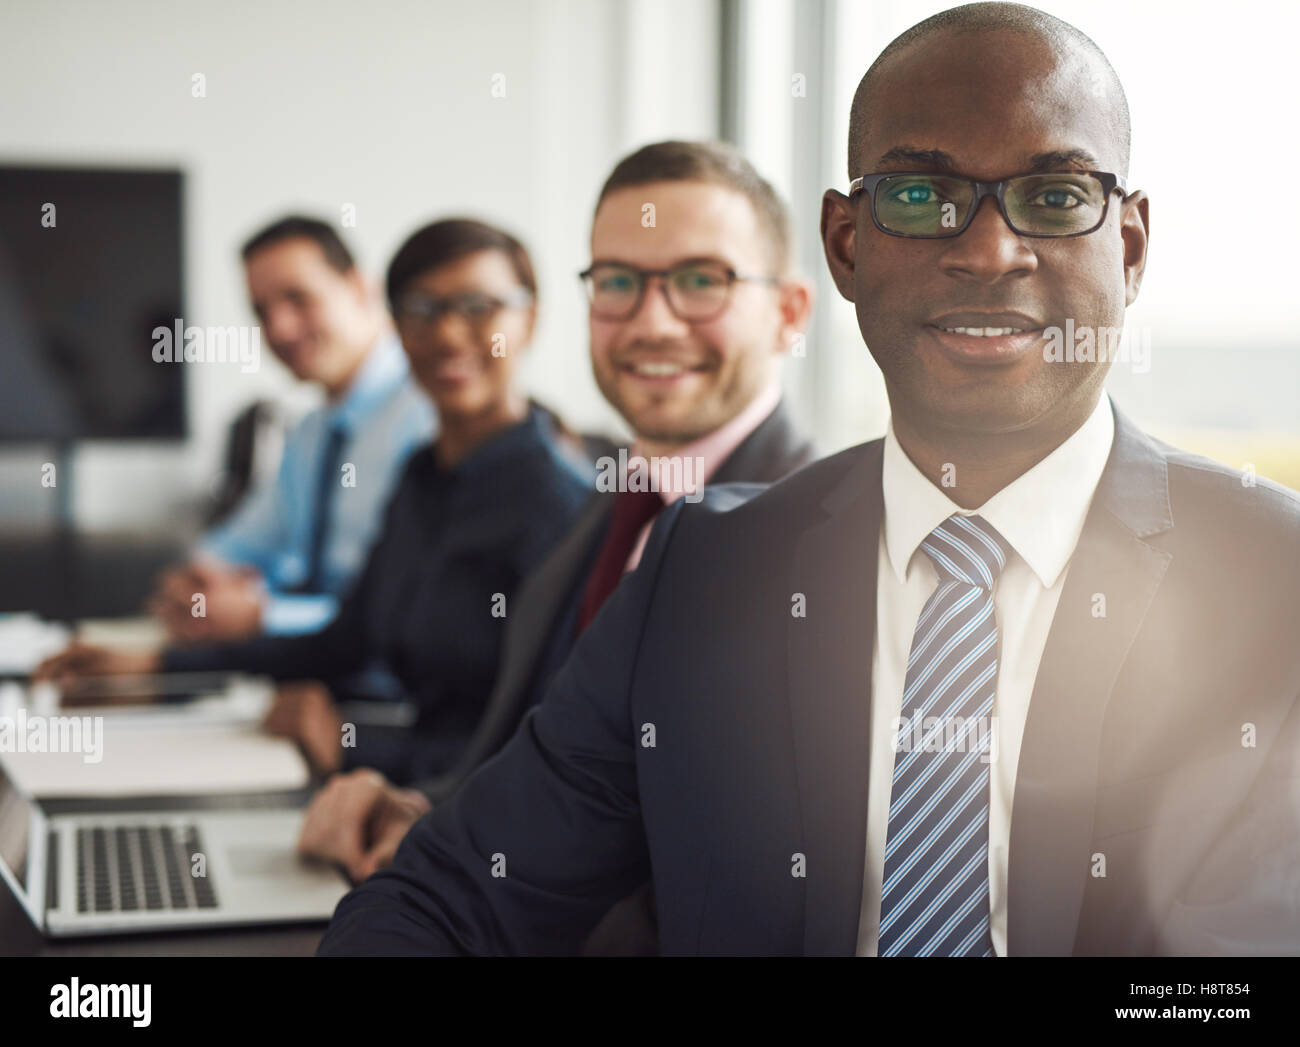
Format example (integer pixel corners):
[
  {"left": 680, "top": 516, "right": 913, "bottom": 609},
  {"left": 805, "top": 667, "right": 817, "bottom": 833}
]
[
  {"left": 414, "top": 399, "right": 817, "bottom": 805},
  {"left": 318, "top": 401, "right": 1300, "bottom": 956}
]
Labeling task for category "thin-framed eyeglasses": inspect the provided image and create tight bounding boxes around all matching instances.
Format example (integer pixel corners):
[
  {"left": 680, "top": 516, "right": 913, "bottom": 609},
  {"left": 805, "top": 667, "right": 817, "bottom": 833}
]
[{"left": 394, "top": 289, "right": 534, "bottom": 327}]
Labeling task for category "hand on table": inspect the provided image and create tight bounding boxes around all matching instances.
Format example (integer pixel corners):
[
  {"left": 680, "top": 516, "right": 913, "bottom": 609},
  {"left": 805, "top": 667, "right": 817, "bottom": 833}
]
[
  {"left": 31, "top": 643, "right": 162, "bottom": 704},
  {"left": 149, "top": 560, "right": 264, "bottom": 644},
  {"left": 262, "top": 680, "right": 346, "bottom": 776},
  {"left": 297, "top": 768, "right": 431, "bottom": 882}
]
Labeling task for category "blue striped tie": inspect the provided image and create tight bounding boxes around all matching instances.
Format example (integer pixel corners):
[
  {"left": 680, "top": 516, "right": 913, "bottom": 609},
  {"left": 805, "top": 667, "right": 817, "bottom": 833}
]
[{"left": 878, "top": 514, "right": 1010, "bottom": 957}]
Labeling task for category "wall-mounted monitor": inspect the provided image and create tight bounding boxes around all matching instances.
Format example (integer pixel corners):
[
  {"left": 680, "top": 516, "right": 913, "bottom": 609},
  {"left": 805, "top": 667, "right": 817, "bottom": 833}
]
[{"left": 0, "top": 164, "right": 185, "bottom": 441}]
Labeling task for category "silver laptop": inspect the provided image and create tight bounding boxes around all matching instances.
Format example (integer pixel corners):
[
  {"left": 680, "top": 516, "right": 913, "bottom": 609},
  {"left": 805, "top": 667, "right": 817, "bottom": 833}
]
[{"left": 0, "top": 759, "right": 350, "bottom": 937}]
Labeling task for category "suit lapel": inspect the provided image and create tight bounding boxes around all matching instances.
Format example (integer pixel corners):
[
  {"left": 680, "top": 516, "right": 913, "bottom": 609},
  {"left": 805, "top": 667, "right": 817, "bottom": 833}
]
[
  {"left": 786, "top": 442, "right": 883, "bottom": 955},
  {"left": 483, "top": 401, "right": 809, "bottom": 782},
  {"left": 1007, "top": 404, "right": 1174, "bottom": 955},
  {"left": 713, "top": 399, "right": 817, "bottom": 485}
]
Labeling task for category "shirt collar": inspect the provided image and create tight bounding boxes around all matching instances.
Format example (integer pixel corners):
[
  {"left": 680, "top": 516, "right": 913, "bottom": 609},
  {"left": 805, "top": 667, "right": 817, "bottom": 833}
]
[
  {"left": 327, "top": 331, "right": 411, "bottom": 433},
  {"left": 628, "top": 381, "right": 782, "bottom": 505},
  {"left": 882, "top": 393, "right": 1115, "bottom": 588},
  {"left": 419, "top": 401, "right": 550, "bottom": 480}
]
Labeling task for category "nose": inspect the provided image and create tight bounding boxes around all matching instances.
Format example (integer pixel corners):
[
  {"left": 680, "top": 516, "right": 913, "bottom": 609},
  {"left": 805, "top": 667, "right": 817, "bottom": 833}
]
[
  {"left": 410, "top": 308, "right": 475, "bottom": 354},
  {"left": 263, "top": 303, "right": 303, "bottom": 346},
  {"left": 429, "top": 308, "right": 470, "bottom": 339},
  {"left": 937, "top": 195, "right": 1038, "bottom": 284}
]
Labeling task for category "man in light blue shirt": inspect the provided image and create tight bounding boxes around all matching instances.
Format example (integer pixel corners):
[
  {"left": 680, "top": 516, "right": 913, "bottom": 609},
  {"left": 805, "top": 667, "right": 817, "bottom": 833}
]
[{"left": 151, "top": 216, "right": 435, "bottom": 641}]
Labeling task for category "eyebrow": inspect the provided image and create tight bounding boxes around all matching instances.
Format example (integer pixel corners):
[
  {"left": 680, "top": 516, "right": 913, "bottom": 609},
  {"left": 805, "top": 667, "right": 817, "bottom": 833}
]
[
  {"left": 1025, "top": 148, "right": 1101, "bottom": 172},
  {"left": 873, "top": 146, "right": 1102, "bottom": 175}
]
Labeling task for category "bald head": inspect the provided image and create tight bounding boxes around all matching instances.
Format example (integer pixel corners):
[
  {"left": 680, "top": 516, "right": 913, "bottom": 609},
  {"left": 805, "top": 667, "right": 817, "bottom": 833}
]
[
  {"left": 848, "top": 2, "right": 1130, "bottom": 181},
  {"left": 820, "top": 0, "right": 1150, "bottom": 455}
]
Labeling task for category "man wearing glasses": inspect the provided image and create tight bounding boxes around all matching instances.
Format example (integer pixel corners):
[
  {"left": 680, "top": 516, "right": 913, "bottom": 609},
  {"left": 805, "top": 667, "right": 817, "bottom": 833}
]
[
  {"left": 320, "top": 3, "right": 1300, "bottom": 956},
  {"left": 297, "top": 141, "right": 817, "bottom": 951}
]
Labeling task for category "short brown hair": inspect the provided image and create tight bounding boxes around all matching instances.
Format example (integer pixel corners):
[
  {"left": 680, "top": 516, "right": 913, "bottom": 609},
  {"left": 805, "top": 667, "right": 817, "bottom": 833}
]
[
  {"left": 385, "top": 217, "right": 537, "bottom": 313},
  {"left": 241, "top": 214, "right": 356, "bottom": 273},
  {"left": 594, "top": 140, "right": 792, "bottom": 272}
]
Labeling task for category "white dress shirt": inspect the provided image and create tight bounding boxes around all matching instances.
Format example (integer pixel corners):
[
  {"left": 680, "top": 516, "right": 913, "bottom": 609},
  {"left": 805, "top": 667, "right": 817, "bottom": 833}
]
[{"left": 857, "top": 393, "right": 1116, "bottom": 956}]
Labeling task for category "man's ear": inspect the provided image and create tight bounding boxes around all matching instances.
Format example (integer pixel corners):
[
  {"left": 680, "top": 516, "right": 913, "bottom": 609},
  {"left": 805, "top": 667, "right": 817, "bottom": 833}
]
[
  {"left": 820, "top": 189, "right": 858, "bottom": 303},
  {"left": 774, "top": 276, "right": 814, "bottom": 356},
  {"left": 1120, "top": 190, "right": 1149, "bottom": 306},
  {"left": 344, "top": 266, "right": 376, "bottom": 307}
]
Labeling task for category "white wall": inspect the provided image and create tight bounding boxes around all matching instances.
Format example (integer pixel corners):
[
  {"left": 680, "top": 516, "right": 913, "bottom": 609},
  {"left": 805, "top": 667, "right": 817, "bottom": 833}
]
[{"left": 0, "top": 0, "right": 720, "bottom": 531}]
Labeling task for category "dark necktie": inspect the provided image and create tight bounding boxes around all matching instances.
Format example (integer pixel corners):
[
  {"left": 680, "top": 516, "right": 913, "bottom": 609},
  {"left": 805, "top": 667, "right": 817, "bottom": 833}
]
[
  {"left": 575, "top": 489, "right": 665, "bottom": 634},
  {"left": 302, "top": 421, "right": 349, "bottom": 593},
  {"left": 877, "top": 513, "right": 1010, "bottom": 957}
]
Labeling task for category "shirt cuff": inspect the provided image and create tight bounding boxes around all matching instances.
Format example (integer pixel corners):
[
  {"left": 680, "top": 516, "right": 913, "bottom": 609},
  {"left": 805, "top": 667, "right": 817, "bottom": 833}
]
[{"left": 260, "top": 592, "right": 339, "bottom": 636}]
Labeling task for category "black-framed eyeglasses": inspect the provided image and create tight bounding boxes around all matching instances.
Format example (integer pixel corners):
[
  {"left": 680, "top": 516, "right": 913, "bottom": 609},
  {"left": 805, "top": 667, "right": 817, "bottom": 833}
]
[
  {"left": 578, "top": 259, "right": 779, "bottom": 322},
  {"left": 847, "top": 170, "right": 1127, "bottom": 239},
  {"left": 394, "top": 289, "right": 533, "bottom": 326}
]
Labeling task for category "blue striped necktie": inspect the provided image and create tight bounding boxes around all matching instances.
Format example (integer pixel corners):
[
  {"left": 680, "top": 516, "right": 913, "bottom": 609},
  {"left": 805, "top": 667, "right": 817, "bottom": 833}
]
[{"left": 878, "top": 513, "right": 1010, "bottom": 957}]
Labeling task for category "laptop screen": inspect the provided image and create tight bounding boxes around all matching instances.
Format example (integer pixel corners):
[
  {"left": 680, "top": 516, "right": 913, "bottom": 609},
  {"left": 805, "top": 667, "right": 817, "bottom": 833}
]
[{"left": 0, "top": 760, "right": 33, "bottom": 899}]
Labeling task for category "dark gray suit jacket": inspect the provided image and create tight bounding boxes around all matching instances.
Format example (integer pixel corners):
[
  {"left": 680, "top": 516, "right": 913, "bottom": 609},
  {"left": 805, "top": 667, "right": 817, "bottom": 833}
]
[
  {"left": 319, "top": 400, "right": 1300, "bottom": 956},
  {"left": 415, "top": 399, "right": 816, "bottom": 805}
]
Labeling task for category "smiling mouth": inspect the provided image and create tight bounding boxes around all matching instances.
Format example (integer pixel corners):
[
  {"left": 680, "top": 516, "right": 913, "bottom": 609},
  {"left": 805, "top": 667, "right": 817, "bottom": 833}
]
[
  {"left": 923, "top": 323, "right": 1046, "bottom": 366},
  {"left": 426, "top": 358, "right": 479, "bottom": 378},
  {"left": 277, "top": 341, "right": 312, "bottom": 361},
  {"left": 621, "top": 360, "right": 705, "bottom": 379},
  {"left": 935, "top": 325, "right": 1030, "bottom": 337}
]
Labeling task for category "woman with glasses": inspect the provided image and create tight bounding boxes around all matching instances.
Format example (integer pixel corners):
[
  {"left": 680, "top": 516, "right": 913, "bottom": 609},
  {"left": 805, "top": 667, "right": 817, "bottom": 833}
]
[{"left": 39, "top": 219, "right": 593, "bottom": 784}]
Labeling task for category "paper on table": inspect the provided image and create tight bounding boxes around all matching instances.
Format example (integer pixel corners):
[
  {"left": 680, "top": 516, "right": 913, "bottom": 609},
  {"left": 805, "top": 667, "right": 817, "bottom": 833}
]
[
  {"left": 0, "top": 614, "right": 159, "bottom": 676},
  {"left": 0, "top": 614, "right": 70, "bottom": 675},
  {"left": 75, "top": 617, "right": 165, "bottom": 650},
  {"left": 1, "top": 719, "right": 309, "bottom": 798}
]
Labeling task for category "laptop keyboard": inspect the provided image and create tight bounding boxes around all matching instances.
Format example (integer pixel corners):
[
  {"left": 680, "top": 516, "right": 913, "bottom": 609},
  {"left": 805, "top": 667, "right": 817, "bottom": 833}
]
[{"left": 74, "top": 824, "right": 219, "bottom": 914}]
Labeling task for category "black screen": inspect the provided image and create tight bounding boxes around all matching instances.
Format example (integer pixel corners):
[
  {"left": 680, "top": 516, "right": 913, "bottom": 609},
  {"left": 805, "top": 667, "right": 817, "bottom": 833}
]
[{"left": 0, "top": 165, "right": 185, "bottom": 440}]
